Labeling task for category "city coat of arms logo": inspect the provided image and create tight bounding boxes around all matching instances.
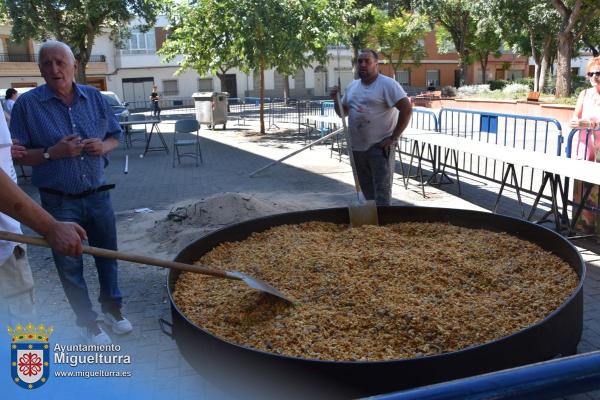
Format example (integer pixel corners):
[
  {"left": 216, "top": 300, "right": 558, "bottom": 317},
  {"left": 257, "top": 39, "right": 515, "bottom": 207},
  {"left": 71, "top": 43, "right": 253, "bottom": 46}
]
[{"left": 8, "top": 323, "right": 53, "bottom": 389}]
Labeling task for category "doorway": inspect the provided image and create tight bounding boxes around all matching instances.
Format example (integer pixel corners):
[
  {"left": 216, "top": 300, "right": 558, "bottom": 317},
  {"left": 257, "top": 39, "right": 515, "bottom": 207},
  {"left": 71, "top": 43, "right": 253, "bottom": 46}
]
[
  {"left": 122, "top": 78, "right": 154, "bottom": 110},
  {"left": 314, "top": 66, "right": 327, "bottom": 97},
  {"left": 222, "top": 74, "right": 237, "bottom": 97}
]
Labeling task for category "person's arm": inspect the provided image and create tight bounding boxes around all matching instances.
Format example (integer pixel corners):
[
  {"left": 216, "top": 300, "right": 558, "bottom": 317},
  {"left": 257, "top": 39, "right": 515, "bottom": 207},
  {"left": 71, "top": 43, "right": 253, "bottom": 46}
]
[
  {"left": 330, "top": 86, "right": 349, "bottom": 117},
  {"left": 13, "top": 135, "right": 84, "bottom": 166},
  {"left": 569, "top": 90, "right": 593, "bottom": 129},
  {"left": 379, "top": 97, "right": 413, "bottom": 148},
  {"left": 82, "top": 94, "right": 122, "bottom": 155},
  {"left": 0, "top": 168, "right": 87, "bottom": 255},
  {"left": 82, "top": 136, "right": 119, "bottom": 156},
  {"left": 393, "top": 97, "right": 413, "bottom": 138}
]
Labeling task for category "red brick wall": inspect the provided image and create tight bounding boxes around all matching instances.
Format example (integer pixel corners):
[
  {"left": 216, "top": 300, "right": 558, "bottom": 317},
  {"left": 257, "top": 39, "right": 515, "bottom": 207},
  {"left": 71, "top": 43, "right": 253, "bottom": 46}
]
[{"left": 377, "top": 30, "right": 529, "bottom": 87}]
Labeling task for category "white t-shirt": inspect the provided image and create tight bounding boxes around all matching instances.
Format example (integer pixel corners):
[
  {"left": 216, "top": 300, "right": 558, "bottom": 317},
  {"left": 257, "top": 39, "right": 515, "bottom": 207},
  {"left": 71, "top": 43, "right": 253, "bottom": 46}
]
[
  {"left": 342, "top": 74, "right": 407, "bottom": 151},
  {"left": 5, "top": 99, "right": 15, "bottom": 114},
  {"left": 0, "top": 111, "right": 21, "bottom": 265}
]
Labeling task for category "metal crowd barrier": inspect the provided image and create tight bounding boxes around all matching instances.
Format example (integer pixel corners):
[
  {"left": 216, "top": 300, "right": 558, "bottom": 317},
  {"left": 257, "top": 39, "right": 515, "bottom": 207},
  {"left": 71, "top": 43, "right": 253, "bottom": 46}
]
[
  {"left": 370, "top": 350, "right": 600, "bottom": 400},
  {"left": 563, "top": 128, "right": 600, "bottom": 227},
  {"left": 434, "top": 108, "right": 563, "bottom": 194}
]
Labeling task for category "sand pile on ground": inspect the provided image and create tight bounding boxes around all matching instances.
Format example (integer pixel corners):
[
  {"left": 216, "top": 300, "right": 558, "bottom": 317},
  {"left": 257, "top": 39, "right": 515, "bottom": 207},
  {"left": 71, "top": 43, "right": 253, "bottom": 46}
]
[{"left": 149, "top": 192, "right": 301, "bottom": 252}]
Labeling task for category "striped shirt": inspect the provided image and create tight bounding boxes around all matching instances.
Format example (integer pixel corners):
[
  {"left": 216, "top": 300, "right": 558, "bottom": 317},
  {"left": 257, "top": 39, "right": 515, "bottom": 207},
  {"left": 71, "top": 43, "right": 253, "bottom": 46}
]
[{"left": 10, "top": 84, "right": 122, "bottom": 194}]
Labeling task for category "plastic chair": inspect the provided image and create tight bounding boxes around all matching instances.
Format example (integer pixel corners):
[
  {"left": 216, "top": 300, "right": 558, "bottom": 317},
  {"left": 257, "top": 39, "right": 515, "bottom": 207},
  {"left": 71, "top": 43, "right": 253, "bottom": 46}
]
[{"left": 173, "top": 119, "right": 203, "bottom": 167}]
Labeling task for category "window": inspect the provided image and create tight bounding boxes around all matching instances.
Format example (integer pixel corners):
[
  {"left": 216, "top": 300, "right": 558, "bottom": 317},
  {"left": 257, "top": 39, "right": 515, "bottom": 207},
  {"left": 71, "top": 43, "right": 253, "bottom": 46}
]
[
  {"left": 508, "top": 70, "right": 523, "bottom": 80},
  {"left": 395, "top": 70, "right": 410, "bottom": 86},
  {"left": 426, "top": 70, "right": 440, "bottom": 87},
  {"left": 162, "top": 80, "right": 179, "bottom": 96},
  {"left": 197, "top": 78, "right": 214, "bottom": 92},
  {"left": 438, "top": 38, "right": 456, "bottom": 53},
  {"left": 121, "top": 29, "right": 156, "bottom": 55}
]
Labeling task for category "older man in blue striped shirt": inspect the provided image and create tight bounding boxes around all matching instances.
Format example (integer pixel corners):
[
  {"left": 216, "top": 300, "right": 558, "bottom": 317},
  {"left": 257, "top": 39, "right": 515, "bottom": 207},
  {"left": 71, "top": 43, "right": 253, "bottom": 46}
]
[{"left": 10, "top": 40, "right": 132, "bottom": 345}]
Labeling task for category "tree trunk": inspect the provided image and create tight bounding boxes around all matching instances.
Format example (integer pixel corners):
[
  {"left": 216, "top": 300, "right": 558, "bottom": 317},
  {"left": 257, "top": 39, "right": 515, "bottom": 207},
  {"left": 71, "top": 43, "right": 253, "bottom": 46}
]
[
  {"left": 457, "top": 39, "right": 468, "bottom": 86},
  {"left": 458, "top": 56, "right": 468, "bottom": 87},
  {"left": 282, "top": 74, "right": 290, "bottom": 103},
  {"left": 259, "top": 57, "right": 265, "bottom": 134},
  {"left": 555, "top": 31, "right": 573, "bottom": 97},
  {"left": 75, "top": 58, "right": 87, "bottom": 85},
  {"left": 74, "top": 34, "right": 93, "bottom": 85},
  {"left": 352, "top": 43, "right": 360, "bottom": 79},
  {"left": 479, "top": 54, "right": 489, "bottom": 84},
  {"left": 527, "top": 27, "right": 540, "bottom": 92},
  {"left": 538, "top": 37, "right": 552, "bottom": 94},
  {"left": 532, "top": 64, "right": 540, "bottom": 92}
]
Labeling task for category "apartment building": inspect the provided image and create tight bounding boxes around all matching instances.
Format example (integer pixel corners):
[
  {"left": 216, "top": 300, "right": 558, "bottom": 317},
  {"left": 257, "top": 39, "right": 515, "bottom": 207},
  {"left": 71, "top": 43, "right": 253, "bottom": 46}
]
[
  {"left": 1, "top": 21, "right": 529, "bottom": 106},
  {"left": 0, "top": 17, "right": 356, "bottom": 108},
  {"left": 378, "top": 31, "right": 530, "bottom": 90}
]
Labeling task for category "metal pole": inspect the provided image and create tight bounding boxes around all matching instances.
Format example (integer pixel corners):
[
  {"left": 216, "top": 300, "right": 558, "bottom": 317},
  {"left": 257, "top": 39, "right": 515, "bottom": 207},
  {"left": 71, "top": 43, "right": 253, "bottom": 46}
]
[
  {"left": 249, "top": 127, "right": 344, "bottom": 177},
  {"left": 371, "top": 351, "right": 600, "bottom": 400}
]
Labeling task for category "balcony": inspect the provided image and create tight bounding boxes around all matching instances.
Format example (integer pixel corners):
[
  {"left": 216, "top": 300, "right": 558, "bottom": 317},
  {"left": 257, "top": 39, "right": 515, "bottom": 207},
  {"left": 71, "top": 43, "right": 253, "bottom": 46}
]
[
  {"left": 0, "top": 53, "right": 106, "bottom": 62},
  {"left": 0, "top": 53, "right": 108, "bottom": 77}
]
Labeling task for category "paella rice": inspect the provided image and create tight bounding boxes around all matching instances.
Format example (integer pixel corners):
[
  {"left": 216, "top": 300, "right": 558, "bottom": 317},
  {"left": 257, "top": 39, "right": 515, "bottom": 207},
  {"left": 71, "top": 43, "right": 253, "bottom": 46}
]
[{"left": 173, "top": 222, "right": 578, "bottom": 361}]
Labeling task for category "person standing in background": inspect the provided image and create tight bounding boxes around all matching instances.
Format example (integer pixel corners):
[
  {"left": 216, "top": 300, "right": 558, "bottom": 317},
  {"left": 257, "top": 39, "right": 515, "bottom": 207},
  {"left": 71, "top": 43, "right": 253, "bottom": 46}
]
[
  {"left": 150, "top": 85, "right": 161, "bottom": 118},
  {"left": 569, "top": 56, "right": 600, "bottom": 236},
  {"left": 3, "top": 88, "right": 17, "bottom": 124}
]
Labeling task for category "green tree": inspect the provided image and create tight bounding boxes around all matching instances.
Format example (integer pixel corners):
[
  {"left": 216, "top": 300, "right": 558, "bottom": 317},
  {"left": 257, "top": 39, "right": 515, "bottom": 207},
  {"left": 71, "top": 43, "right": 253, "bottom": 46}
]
[
  {"left": 159, "top": 0, "right": 244, "bottom": 94},
  {"left": 581, "top": 25, "right": 600, "bottom": 57},
  {"left": 0, "top": 2, "right": 8, "bottom": 23},
  {"left": 549, "top": 0, "right": 600, "bottom": 97},
  {"left": 470, "top": 17, "right": 502, "bottom": 84},
  {"left": 340, "top": 2, "right": 380, "bottom": 78},
  {"left": 413, "top": 0, "right": 476, "bottom": 86},
  {"left": 370, "top": 9, "right": 429, "bottom": 80},
  {"left": 161, "top": 0, "right": 342, "bottom": 134},
  {"left": 488, "top": 1, "right": 559, "bottom": 92},
  {"left": 4, "top": 0, "right": 165, "bottom": 84},
  {"left": 270, "top": 1, "right": 343, "bottom": 102}
]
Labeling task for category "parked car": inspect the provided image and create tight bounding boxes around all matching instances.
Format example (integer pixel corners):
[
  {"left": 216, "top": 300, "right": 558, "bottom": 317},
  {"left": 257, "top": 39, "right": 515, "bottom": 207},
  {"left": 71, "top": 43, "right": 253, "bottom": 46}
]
[{"left": 101, "top": 91, "right": 130, "bottom": 119}]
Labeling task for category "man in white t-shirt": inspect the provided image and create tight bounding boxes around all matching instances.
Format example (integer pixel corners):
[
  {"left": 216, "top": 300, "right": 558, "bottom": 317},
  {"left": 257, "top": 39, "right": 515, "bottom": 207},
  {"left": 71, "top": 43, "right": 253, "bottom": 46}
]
[
  {"left": 331, "top": 49, "right": 412, "bottom": 205},
  {"left": 0, "top": 111, "right": 86, "bottom": 325}
]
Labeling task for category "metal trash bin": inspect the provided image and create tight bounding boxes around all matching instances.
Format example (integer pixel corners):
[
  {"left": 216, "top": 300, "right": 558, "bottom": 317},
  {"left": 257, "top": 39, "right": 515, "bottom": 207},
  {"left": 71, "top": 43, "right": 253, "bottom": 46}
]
[{"left": 192, "top": 92, "right": 228, "bottom": 130}]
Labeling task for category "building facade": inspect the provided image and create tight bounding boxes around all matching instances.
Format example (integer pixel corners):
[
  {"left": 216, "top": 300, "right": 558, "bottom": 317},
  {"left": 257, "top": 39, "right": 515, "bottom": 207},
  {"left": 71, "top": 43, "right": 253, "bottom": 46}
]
[
  {"left": 1, "top": 22, "right": 530, "bottom": 107},
  {"left": 377, "top": 31, "right": 530, "bottom": 91}
]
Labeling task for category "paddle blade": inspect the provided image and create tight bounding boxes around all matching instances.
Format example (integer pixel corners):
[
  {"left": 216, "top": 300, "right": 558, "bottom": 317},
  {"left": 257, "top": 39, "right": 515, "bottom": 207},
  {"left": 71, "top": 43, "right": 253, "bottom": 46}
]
[
  {"left": 227, "top": 271, "right": 295, "bottom": 304},
  {"left": 348, "top": 200, "right": 379, "bottom": 227}
]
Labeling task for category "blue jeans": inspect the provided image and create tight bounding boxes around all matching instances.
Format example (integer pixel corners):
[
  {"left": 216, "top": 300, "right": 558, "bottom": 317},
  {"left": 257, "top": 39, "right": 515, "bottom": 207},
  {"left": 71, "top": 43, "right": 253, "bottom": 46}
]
[
  {"left": 152, "top": 101, "right": 161, "bottom": 117},
  {"left": 40, "top": 190, "right": 122, "bottom": 327},
  {"left": 353, "top": 143, "right": 395, "bottom": 206}
]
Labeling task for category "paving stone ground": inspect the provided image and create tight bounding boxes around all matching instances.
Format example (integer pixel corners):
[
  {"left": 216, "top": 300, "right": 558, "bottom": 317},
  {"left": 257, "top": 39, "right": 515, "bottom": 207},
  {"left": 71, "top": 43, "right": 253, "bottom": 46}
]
[{"left": 4, "top": 116, "right": 599, "bottom": 399}]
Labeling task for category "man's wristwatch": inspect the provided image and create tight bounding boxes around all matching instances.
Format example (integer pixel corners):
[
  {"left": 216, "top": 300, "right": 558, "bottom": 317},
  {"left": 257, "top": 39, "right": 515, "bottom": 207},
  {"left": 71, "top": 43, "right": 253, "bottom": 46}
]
[{"left": 43, "top": 147, "right": 51, "bottom": 160}]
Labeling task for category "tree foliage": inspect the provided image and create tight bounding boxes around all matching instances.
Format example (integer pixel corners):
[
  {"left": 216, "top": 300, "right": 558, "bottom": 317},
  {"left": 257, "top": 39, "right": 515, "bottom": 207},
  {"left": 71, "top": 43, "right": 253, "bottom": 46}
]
[
  {"left": 413, "top": 0, "right": 476, "bottom": 86},
  {"left": 4, "top": 0, "right": 165, "bottom": 84},
  {"left": 484, "top": 1, "right": 559, "bottom": 92},
  {"left": 470, "top": 18, "right": 502, "bottom": 84},
  {"left": 338, "top": 2, "right": 380, "bottom": 78},
  {"left": 370, "top": 9, "right": 429, "bottom": 78},
  {"left": 160, "top": 0, "right": 342, "bottom": 134},
  {"left": 549, "top": 0, "right": 600, "bottom": 97}
]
